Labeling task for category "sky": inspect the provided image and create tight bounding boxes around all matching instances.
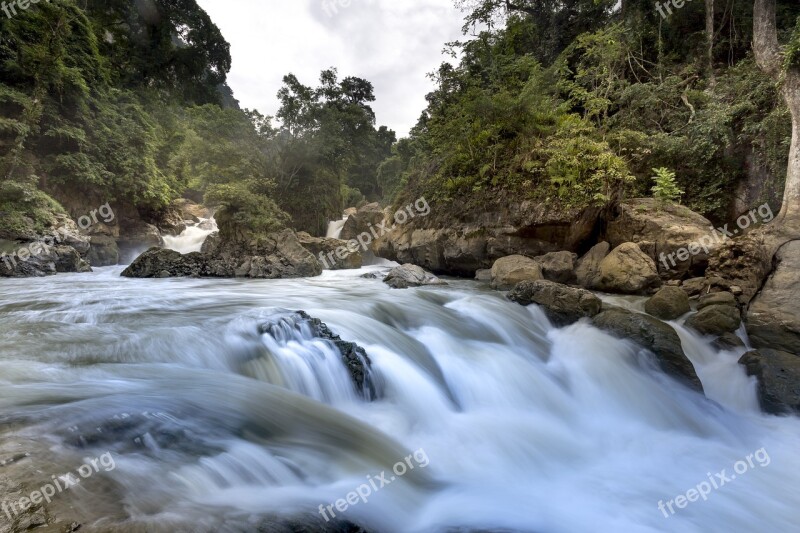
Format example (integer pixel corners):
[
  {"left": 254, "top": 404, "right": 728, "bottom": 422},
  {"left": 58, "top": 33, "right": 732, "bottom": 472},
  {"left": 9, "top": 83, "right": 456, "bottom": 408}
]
[{"left": 196, "top": 0, "right": 467, "bottom": 137}]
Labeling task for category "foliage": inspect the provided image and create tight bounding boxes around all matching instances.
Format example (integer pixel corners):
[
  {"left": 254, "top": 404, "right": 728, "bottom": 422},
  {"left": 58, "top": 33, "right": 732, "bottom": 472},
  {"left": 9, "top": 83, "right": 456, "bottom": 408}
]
[{"left": 650, "top": 167, "right": 683, "bottom": 207}]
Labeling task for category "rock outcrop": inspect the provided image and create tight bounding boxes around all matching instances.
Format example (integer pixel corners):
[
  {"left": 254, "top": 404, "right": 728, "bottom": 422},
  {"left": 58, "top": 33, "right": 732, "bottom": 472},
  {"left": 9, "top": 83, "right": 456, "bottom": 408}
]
[
  {"left": 745, "top": 240, "right": 800, "bottom": 354},
  {"left": 490, "top": 255, "right": 543, "bottom": 290},
  {"left": 605, "top": 198, "right": 720, "bottom": 279},
  {"left": 645, "top": 286, "right": 691, "bottom": 320},
  {"left": 508, "top": 280, "right": 602, "bottom": 326},
  {"left": 590, "top": 243, "right": 662, "bottom": 294},
  {"left": 122, "top": 229, "right": 322, "bottom": 279},
  {"left": 739, "top": 349, "right": 800, "bottom": 415},
  {"left": 592, "top": 308, "right": 703, "bottom": 392},
  {"left": 374, "top": 196, "right": 602, "bottom": 276},
  {"left": 340, "top": 202, "right": 385, "bottom": 241},
  {"left": 296, "top": 232, "right": 363, "bottom": 270},
  {"left": 383, "top": 264, "right": 446, "bottom": 289}
]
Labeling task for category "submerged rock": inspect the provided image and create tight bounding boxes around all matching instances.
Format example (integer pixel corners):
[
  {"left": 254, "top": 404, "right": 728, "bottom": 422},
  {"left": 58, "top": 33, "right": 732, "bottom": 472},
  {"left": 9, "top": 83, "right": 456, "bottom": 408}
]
[
  {"left": 592, "top": 308, "right": 704, "bottom": 392},
  {"left": 739, "top": 349, "right": 800, "bottom": 415},
  {"left": 259, "top": 311, "right": 377, "bottom": 399},
  {"left": 383, "top": 264, "right": 446, "bottom": 289},
  {"left": 508, "top": 280, "right": 602, "bottom": 326}
]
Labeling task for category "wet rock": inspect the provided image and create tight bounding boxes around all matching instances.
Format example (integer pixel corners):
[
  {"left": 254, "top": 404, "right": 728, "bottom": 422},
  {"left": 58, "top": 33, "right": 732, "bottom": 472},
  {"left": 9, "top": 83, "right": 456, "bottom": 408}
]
[
  {"left": 739, "top": 349, "right": 800, "bottom": 415},
  {"left": 575, "top": 241, "right": 610, "bottom": 288},
  {"left": 340, "top": 203, "right": 385, "bottom": 241},
  {"left": 680, "top": 277, "right": 708, "bottom": 297},
  {"left": 697, "top": 291, "right": 737, "bottom": 310},
  {"left": 713, "top": 332, "right": 746, "bottom": 351},
  {"left": 645, "top": 286, "right": 691, "bottom": 320},
  {"left": 508, "top": 280, "right": 602, "bottom": 326},
  {"left": 746, "top": 240, "right": 800, "bottom": 354},
  {"left": 383, "top": 264, "right": 446, "bottom": 289},
  {"left": 534, "top": 251, "right": 578, "bottom": 284},
  {"left": 87, "top": 234, "right": 120, "bottom": 266},
  {"left": 591, "top": 243, "right": 662, "bottom": 294},
  {"left": 685, "top": 304, "right": 741, "bottom": 336},
  {"left": 592, "top": 308, "right": 703, "bottom": 392},
  {"left": 490, "top": 255, "right": 543, "bottom": 290}
]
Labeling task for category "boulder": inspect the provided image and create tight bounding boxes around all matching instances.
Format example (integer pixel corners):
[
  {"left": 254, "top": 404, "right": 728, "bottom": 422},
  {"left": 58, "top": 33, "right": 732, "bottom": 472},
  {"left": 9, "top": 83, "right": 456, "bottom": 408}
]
[
  {"left": 534, "top": 251, "right": 578, "bottom": 284},
  {"left": 704, "top": 232, "right": 773, "bottom": 305},
  {"left": 746, "top": 240, "right": 800, "bottom": 354},
  {"left": 592, "top": 243, "right": 662, "bottom": 294},
  {"left": 490, "top": 255, "right": 544, "bottom": 290},
  {"left": 681, "top": 277, "right": 709, "bottom": 297},
  {"left": 697, "top": 291, "right": 736, "bottom": 311},
  {"left": 475, "top": 269, "right": 492, "bottom": 281},
  {"left": 508, "top": 280, "right": 602, "bottom": 326},
  {"left": 296, "top": 232, "right": 363, "bottom": 270},
  {"left": 713, "top": 332, "right": 746, "bottom": 351},
  {"left": 52, "top": 246, "right": 92, "bottom": 273},
  {"left": 645, "top": 286, "right": 691, "bottom": 320},
  {"left": 592, "top": 308, "right": 703, "bottom": 392},
  {"left": 685, "top": 304, "right": 742, "bottom": 336},
  {"left": 0, "top": 242, "right": 90, "bottom": 277},
  {"left": 606, "top": 198, "right": 720, "bottom": 279},
  {"left": 739, "top": 350, "right": 800, "bottom": 415},
  {"left": 123, "top": 229, "right": 322, "bottom": 279},
  {"left": 259, "top": 311, "right": 377, "bottom": 399},
  {"left": 340, "top": 203, "right": 385, "bottom": 241},
  {"left": 383, "top": 264, "right": 446, "bottom": 289},
  {"left": 575, "top": 242, "right": 610, "bottom": 287},
  {"left": 155, "top": 205, "right": 188, "bottom": 236},
  {"left": 87, "top": 235, "right": 119, "bottom": 266}
]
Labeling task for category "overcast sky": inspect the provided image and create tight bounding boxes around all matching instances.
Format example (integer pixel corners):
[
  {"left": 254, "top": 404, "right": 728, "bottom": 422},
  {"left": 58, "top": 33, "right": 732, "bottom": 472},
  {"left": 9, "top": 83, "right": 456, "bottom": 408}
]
[{"left": 196, "top": 0, "right": 466, "bottom": 137}]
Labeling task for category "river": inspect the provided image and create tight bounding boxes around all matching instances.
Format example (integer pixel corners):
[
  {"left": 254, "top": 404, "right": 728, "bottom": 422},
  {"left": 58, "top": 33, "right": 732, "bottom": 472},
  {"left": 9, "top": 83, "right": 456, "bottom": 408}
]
[{"left": 0, "top": 261, "right": 798, "bottom": 532}]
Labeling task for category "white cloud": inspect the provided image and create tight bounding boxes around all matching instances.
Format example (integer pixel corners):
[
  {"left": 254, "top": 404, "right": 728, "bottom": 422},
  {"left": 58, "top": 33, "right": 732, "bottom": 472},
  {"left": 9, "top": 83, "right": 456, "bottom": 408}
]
[{"left": 196, "top": 0, "right": 466, "bottom": 137}]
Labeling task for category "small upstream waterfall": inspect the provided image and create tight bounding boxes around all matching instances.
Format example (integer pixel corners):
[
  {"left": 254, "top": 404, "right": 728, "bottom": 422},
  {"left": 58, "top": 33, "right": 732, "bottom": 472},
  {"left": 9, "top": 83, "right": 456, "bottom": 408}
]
[
  {"left": 326, "top": 215, "right": 348, "bottom": 239},
  {"left": 163, "top": 217, "right": 218, "bottom": 254},
  {"left": 0, "top": 268, "right": 798, "bottom": 532}
]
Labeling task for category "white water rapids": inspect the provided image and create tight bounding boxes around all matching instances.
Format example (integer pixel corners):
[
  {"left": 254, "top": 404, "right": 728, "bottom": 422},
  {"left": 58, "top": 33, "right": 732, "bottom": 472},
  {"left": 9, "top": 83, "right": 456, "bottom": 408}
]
[
  {"left": 163, "top": 218, "right": 219, "bottom": 254},
  {"left": 0, "top": 266, "right": 798, "bottom": 532}
]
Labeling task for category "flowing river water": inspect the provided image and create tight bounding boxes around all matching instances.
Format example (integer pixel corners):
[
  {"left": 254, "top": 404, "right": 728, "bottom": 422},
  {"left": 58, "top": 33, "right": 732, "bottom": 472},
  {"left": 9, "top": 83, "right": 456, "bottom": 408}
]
[{"left": 0, "top": 246, "right": 799, "bottom": 531}]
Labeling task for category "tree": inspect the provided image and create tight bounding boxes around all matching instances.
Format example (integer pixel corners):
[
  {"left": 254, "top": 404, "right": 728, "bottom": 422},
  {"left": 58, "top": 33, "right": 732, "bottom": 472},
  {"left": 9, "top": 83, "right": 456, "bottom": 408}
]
[{"left": 752, "top": 0, "right": 800, "bottom": 223}]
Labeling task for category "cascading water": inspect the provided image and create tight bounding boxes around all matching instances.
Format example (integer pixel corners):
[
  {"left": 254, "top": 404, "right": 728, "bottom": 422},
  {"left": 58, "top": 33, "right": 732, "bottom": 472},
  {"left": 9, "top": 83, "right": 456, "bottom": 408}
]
[
  {"left": 326, "top": 216, "right": 348, "bottom": 239},
  {"left": 0, "top": 267, "right": 798, "bottom": 532},
  {"left": 163, "top": 217, "right": 219, "bottom": 254}
]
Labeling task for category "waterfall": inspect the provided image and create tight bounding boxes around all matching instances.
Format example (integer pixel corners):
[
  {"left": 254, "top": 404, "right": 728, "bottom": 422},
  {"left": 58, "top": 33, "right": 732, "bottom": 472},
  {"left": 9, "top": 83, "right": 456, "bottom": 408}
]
[
  {"left": 0, "top": 267, "right": 798, "bottom": 532},
  {"left": 163, "top": 217, "right": 218, "bottom": 254},
  {"left": 326, "top": 215, "right": 348, "bottom": 239}
]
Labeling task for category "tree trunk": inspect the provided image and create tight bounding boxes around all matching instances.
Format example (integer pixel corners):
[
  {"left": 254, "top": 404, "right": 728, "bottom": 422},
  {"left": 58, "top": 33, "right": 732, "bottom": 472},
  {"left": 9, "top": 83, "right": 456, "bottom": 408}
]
[
  {"left": 706, "top": 0, "right": 715, "bottom": 86},
  {"left": 752, "top": 0, "right": 800, "bottom": 222}
]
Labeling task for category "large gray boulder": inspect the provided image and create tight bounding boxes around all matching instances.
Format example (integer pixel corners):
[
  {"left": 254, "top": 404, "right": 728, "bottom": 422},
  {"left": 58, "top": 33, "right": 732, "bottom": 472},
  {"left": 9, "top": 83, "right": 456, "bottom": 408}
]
[
  {"left": 645, "top": 286, "right": 691, "bottom": 320},
  {"left": 606, "top": 198, "right": 720, "bottom": 279},
  {"left": 534, "top": 251, "right": 578, "bottom": 284},
  {"left": 739, "top": 349, "right": 800, "bottom": 415},
  {"left": 592, "top": 308, "right": 703, "bottom": 392},
  {"left": 575, "top": 242, "right": 610, "bottom": 287},
  {"left": 383, "top": 264, "right": 445, "bottom": 289},
  {"left": 591, "top": 243, "right": 662, "bottom": 294},
  {"left": 490, "top": 255, "right": 543, "bottom": 290},
  {"left": 746, "top": 240, "right": 800, "bottom": 354},
  {"left": 686, "top": 304, "right": 741, "bottom": 336},
  {"left": 508, "top": 280, "right": 602, "bottom": 326},
  {"left": 340, "top": 202, "right": 385, "bottom": 241}
]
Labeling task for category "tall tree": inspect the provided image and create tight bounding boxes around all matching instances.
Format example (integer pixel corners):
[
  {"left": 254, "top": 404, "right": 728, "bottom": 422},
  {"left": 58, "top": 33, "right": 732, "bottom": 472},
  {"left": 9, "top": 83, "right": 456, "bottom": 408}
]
[{"left": 753, "top": 0, "right": 800, "bottom": 222}]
